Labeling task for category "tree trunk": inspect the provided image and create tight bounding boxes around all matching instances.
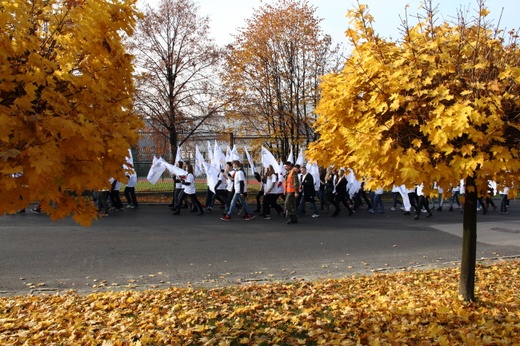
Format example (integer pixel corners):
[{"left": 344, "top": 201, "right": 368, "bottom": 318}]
[{"left": 459, "top": 175, "right": 477, "bottom": 301}]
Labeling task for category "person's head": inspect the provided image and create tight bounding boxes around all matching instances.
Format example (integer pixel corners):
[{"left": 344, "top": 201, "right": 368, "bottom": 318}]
[
  {"left": 300, "top": 166, "right": 307, "bottom": 174},
  {"left": 284, "top": 161, "right": 293, "bottom": 171},
  {"left": 338, "top": 168, "right": 345, "bottom": 177},
  {"left": 266, "top": 165, "right": 274, "bottom": 175},
  {"left": 177, "top": 160, "right": 184, "bottom": 168},
  {"left": 232, "top": 160, "right": 241, "bottom": 169},
  {"left": 186, "top": 164, "right": 194, "bottom": 174},
  {"left": 294, "top": 164, "right": 301, "bottom": 173}
]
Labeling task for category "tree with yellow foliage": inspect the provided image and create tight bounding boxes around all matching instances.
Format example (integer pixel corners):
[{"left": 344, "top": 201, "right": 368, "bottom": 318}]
[
  {"left": 0, "top": 0, "right": 142, "bottom": 226},
  {"left": 307, "top": 0, "right": 520, "bottom": 301}
]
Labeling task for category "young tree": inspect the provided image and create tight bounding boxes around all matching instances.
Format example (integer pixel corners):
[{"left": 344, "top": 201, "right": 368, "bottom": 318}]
[
  {"left": 307, "top": 0, "right": 520, "bottom": 301},
  {"left": 129, "top": 0, "right": 223, "bottom": 161},
  {"left": 0, "top": 0, "right": 142, "bottom": 226},
  {"left": 222, "top": 0, "right": 343, "bottom": 160}
]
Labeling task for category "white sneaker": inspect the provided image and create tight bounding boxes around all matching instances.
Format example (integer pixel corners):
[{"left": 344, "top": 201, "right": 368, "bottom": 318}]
[
  {"left": 311, "top": 214, "right": 320, "bottom": 218},
  {"left": 390, "top": 207, "right": 396, "bottom": 211}
]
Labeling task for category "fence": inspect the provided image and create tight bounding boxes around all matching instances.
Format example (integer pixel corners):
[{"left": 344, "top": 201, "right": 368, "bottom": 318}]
[{"left": 133, "top": 161, "right": 261, "bottom": 193}]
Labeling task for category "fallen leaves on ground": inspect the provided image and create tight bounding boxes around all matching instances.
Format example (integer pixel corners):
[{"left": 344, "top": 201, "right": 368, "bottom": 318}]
[{"left": 1, "top": 260, "right": 520, "bottom": 345}]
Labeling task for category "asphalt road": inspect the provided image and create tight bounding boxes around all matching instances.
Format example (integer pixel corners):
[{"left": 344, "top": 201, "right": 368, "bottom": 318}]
[{"left": 1, "top": 200, "right": 519, "bottom": 296}]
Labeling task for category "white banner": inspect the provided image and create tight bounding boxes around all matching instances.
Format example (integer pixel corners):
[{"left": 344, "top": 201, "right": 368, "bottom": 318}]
[
  {"left": 261, "top": 146, "right": 281, "bottom": 174},
  {"left": 244, "top": 146, "right": 256, "bottom": 174},
  {"left": 147, "top": 156, "right": 167, "bottom": 185}
]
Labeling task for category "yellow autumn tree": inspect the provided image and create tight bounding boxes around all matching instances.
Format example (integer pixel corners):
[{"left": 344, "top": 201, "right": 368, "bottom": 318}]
[
  {"left": 223, "top": 0, "right": 343, "bottom": 159},
  {"left": 0, "top": 0, "right": 143, "bottom": 226},
  {"left": 307, "top": 0, "right": 520, "bottom": 301}
]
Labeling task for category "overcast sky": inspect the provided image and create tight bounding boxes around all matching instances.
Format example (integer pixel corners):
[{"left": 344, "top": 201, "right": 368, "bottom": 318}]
[{"left": 140, "top": 0, "right": 520, "bottom": 47}]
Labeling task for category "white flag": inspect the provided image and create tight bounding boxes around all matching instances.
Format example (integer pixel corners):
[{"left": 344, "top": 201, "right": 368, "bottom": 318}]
[
  {"left": 244, "top": 146, "right": 256, "bottom": 174},
  {"left": 279, "top": 160, "right": 286, "bottom": 177},
  {"left": 231, "top": 145, "right": 240, "bottom": 161},
  {"left": 147, "top": 156, "right": 166, "bottom": 185},
  {"left": 296, "top": 148, "right": 305, "bottom": 166},
  {"left": 346, "top": 168, "right": 361, "bottom": 198},
  {"left": 287, "top": 148, "right": 294, "bottom": 164},
  {"left": 261, "top": 146, "right": 281, "bottom": 174},
  {"left": 202, "top": 161, "right": 220, "bottom": 193},
  {"left": 158, "top": 157, "right": 188, "bottom": 177},
  {"left": 195, "top": 145, "right": 205, "bottom": 176},
  {"left": 226, "top": 145, "right": 232, "bottom": 162},
  {"left": 175, "top": 146, "right": 183, "bottom": 164},
  {"left": 213, "top": 141, "right": 226, "bottom": 168}
]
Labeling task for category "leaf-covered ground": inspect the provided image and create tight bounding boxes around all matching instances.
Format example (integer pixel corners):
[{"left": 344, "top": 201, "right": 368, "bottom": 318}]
[{"left": 1, "top": 260, "right": 519, "bottom": 345}]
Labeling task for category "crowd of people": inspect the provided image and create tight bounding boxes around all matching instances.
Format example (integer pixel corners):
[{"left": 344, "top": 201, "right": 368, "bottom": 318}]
[
  {"left": 17, "top": 159, "right": 511, "bottom": 221},
  {"left": 157, "top": 160, "right": 513, "bottom": 224}
]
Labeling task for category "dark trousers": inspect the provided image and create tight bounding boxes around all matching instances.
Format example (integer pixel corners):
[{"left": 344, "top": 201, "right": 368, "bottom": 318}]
[
  {"left": 110, "top": 189, "right": 123, "bottom": 209},
  {"left": 414, "top": 196, "right": 431, "bottom": 218},
  {"left": 124, "top": 186, "right": 138, "bottom": 207},
  {"left": 263, "top": 193, "right": 284, "bottom": 216}
]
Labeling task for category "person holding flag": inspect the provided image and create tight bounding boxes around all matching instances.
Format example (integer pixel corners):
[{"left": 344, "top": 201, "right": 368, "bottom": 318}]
[
  {"left": 221, "top": 160, "right": 255, "bottom": 221},
  {"left": 172, "top": 164, "right": 204, "bottom": 216}
]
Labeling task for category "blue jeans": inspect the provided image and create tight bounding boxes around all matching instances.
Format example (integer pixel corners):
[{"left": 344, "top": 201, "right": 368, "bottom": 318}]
[
  {"left": 500, "top": 194, "right": 508, "bottom": 212},
  {"left": 372, "top": 194, "right": 384, "bottom": 212},
  {"left": 227, "top": 193, "right": 253, "bottom": 216}
]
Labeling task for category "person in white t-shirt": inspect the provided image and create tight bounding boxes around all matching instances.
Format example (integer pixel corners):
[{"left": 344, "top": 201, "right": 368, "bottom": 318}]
[
  {"left": 207, "top": 168, "right": 228, "bottom": 211},
  {"left": 221, "top": 160, "right": 255, "bottom": 221},
  {"left": 124, "top": 167, "right": 138, "bottom": 208},
  {"left": 109, "top": 177, "right": 123, "bottom": 210},
  {"left": 260, "top": 165, "right": 284, "bottom": 219},
  {"left": 172, "top": 164, "right": 204, "bottom": 216},
  {"left": 500, "top": 185, "right": 510, "bottom": 213}
]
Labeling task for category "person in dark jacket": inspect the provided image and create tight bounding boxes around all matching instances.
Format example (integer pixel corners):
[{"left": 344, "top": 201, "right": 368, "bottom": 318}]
[
  {"left": 332, "top": 168, "right": 353, "bottom": 217},
  {"left": 297, "top": 166, "right": 320, "bottom": 218}
]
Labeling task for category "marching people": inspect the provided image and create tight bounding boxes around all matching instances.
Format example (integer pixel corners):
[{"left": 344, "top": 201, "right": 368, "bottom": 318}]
[
  {"left": 260, "top": 165, "right": 284, "bottom": 219},
  {"left": 121, "top": 148, "right": 507, "bottom": 224},
  {"left": 390, "top": 185, "right": 403, "bottom": 211},
  {"left": 221, "top": 160, "right": 255, "bottom": 221},
  {"left": 322, "top": 167, "right": 335, "bottom": 212},
  {"left": 124, "top": 167, "right": 138, "bottom": 209},
  {"left": 318, "top": 166, "right": 327, "bottom": 211},
  {"left": 297, "top": 165, "right": 320, "bottom": 218},
  {"left": 207, "top": 168, "right": 228, "bottom": 211},
  {"left": 449, "top": 183, "right": 462, "bottom": 211},
  {"left": 332, "top": 168, "right": 353, "bottom": 217},
  {"left": 406, "top": 185, "right": 419, "bottom": 216},
  {"left": 397, "top": 184, "right": 412, "bottom": 215},
  {"left": 368, "top": 187, "right": 385, "bottom": 213},
  {"left": 283, "top": 161, "right": 300, "bottom": 224},
  {"left": 413, "top": 183, "right": 432, "bottom": 220},
  {"left": 170, "top": 161, "right": 186, "bottom": 210},
  {"left": 254, "top": 169, "right": 264, "bottom": 212},
  {"left": 172, "top": 164, "right": 204, "bottom": 216},
  {"left": 485, "top": 181, "right": 497, "bottom": 212},
  {"left": 432, "top": 182, "right": 444, "bottom": 212},
  {"left": 500, "top": 184, "right": 510, "bottom": 214},
  {"left": 352, "top": 178, "right": 372, "bottom": 211},
  {"left": 109, "top": 178, "right": 124, "bottom": 211},
  {"left": 223, "top": 162, "right": 235, "bottom": 214},
  {"left": 97, "top": 187, "right": 110, "bottom": 217}
]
